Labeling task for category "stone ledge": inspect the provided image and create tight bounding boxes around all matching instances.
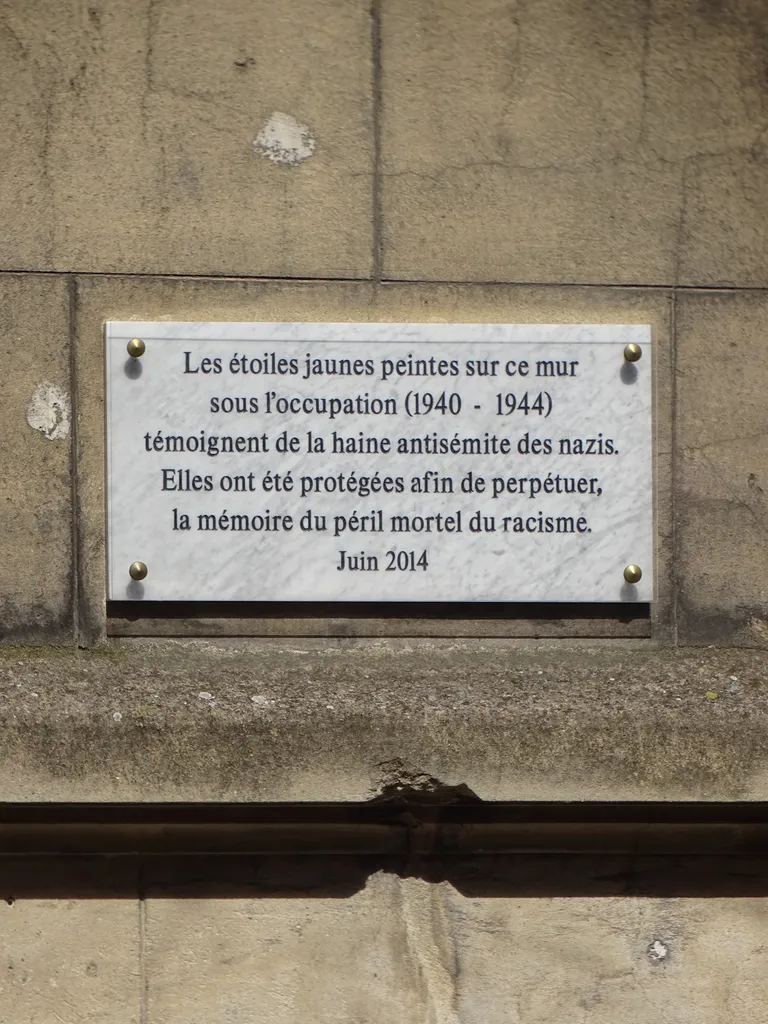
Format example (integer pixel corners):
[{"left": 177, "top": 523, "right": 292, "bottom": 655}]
[{"left": 0, "top": 640, "right": 765, "bottom": 802}]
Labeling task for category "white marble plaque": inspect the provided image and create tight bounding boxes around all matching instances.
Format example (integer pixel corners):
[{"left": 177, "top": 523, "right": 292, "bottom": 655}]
[{"left": 105, "top": 323, "right": 653, "bottom": 603}]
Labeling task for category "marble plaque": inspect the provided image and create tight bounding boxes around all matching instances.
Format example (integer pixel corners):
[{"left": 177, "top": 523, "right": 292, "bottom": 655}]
[{"left": 105, "top": 323, "right": 653, "bottom": 603}]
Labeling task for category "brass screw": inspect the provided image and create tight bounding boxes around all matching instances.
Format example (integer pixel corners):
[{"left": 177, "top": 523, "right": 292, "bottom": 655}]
[
  {"left": 129, "top": 561, "right": 148, "bottom": 581},
  {"left": 624, "top": 343, "right": 642, "bottom": 362},
  {"left": 623, "top": 564, "right": 642, "bottom": 584},
  {"left": 127, "top": 338, "right": 146, "bottom": 358}
]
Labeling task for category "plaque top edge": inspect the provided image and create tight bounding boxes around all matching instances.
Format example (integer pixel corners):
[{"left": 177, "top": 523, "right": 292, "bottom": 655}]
[{"left": 105, "top": 322, "right": 653, "bottom": 344}]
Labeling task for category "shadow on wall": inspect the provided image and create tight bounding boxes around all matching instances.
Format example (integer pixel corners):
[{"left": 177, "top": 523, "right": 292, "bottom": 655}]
[
  {"left": 0, "top": 789, "right": 767, "bottom": 901},
  {"left": 0, "top": 852, "right": 768, "bottom": 902}
]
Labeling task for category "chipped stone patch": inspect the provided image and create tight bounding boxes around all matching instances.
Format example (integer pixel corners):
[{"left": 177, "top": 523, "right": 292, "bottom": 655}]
[
  {"left": 253, "top": 112, "right": 316, "bottom": 165},
  {"left": 26, "top": 382, "right": 70, "bottom": 441},
  {"left": 647, "top": 939, "right": 669, "bottom": 963}
]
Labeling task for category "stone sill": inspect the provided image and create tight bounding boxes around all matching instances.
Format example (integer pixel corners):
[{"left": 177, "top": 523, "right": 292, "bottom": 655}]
[{"left": 0, "top": 640, "right": 764, "bottom": 803}]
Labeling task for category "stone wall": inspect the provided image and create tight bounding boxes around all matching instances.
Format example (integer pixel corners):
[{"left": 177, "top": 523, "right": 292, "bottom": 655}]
[
  {"left": 1, "top": 0, "right": 768, "bottom": 1020},
  {"left": 2, "top": 0, "right": 767, "bottom": 648},
  {"left": 4, "top": 859, "right": 768, "bottom": 1024}
]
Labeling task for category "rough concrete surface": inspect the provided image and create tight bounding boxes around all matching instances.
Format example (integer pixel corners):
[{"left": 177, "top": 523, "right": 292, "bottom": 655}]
[
  {"left": 143, "top": 872, "right": 768, "bottom": 1024},
  {"left": 676, "top": 291, "right": 768, "bottom": 646},
  {"left": 0, "top": 0, "right": 373, "bottom": 277},
  {"left": 0, "top": 275, "right": 73, "bottom": 643},
  {"left": 1, "top": 864, "right": 766, "bottom": 1023},
  {"left": 3, "top": 0, "right": 767, "bottom": 286},
  {"left": 381, "top": 0, "right": 768, "bottom": 285},
  {"left": 0, "top": 641, "right": 767, "bottom": 802},
  {"left": 0, "top": 893, "right": 139, "bottom": 1023}
]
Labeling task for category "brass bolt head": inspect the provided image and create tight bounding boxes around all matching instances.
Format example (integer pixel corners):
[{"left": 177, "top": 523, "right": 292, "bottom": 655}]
[
  {"left": 129, "top": 561, "right": 148, "bottom": 581},
  {"left": 624, "top": 343, "right": 642, "bottom": 362},
  {"left": 127, "top": 338, "right": 146, "bottom": 358},
  {"left": 623, "top": 564, "right": 642, "bottom": 584}
]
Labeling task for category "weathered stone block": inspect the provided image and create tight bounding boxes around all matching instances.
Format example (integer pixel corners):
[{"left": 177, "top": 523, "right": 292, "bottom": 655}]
[
  {"left": 680, "top": 153, "right": 768, "bottom": 287},
  {"left": 1, "top": 643, "right": 768, "bottom": 802},
  {"left": 145, "top": 873, "right": 423, "bottom": 1023},
  {"left": 0, "top": 0, "right": 373, "bottom": 277},
  {"left": 381, "top": 0, "right": 768, "bottom": 286},
  {"left": 676, "top": 291, "right": 768, "bottom": 645},
  {"left": 145, "top": 872, "right": 768, "bottom": 1023},
  {"left": 0, "top": 894, "right": 139, "bottom": 1023},
  {"left": 441, "top": 882, "right": 768, "bottom": 1023},
  {"left": 0, "top": 275, "right": 72, "bottom": 642}
]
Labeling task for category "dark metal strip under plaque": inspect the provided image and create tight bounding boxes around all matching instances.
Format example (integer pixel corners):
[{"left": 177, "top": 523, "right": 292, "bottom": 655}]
[{"left": 107, "top": 600, "right": 651, "bottom": 638}]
